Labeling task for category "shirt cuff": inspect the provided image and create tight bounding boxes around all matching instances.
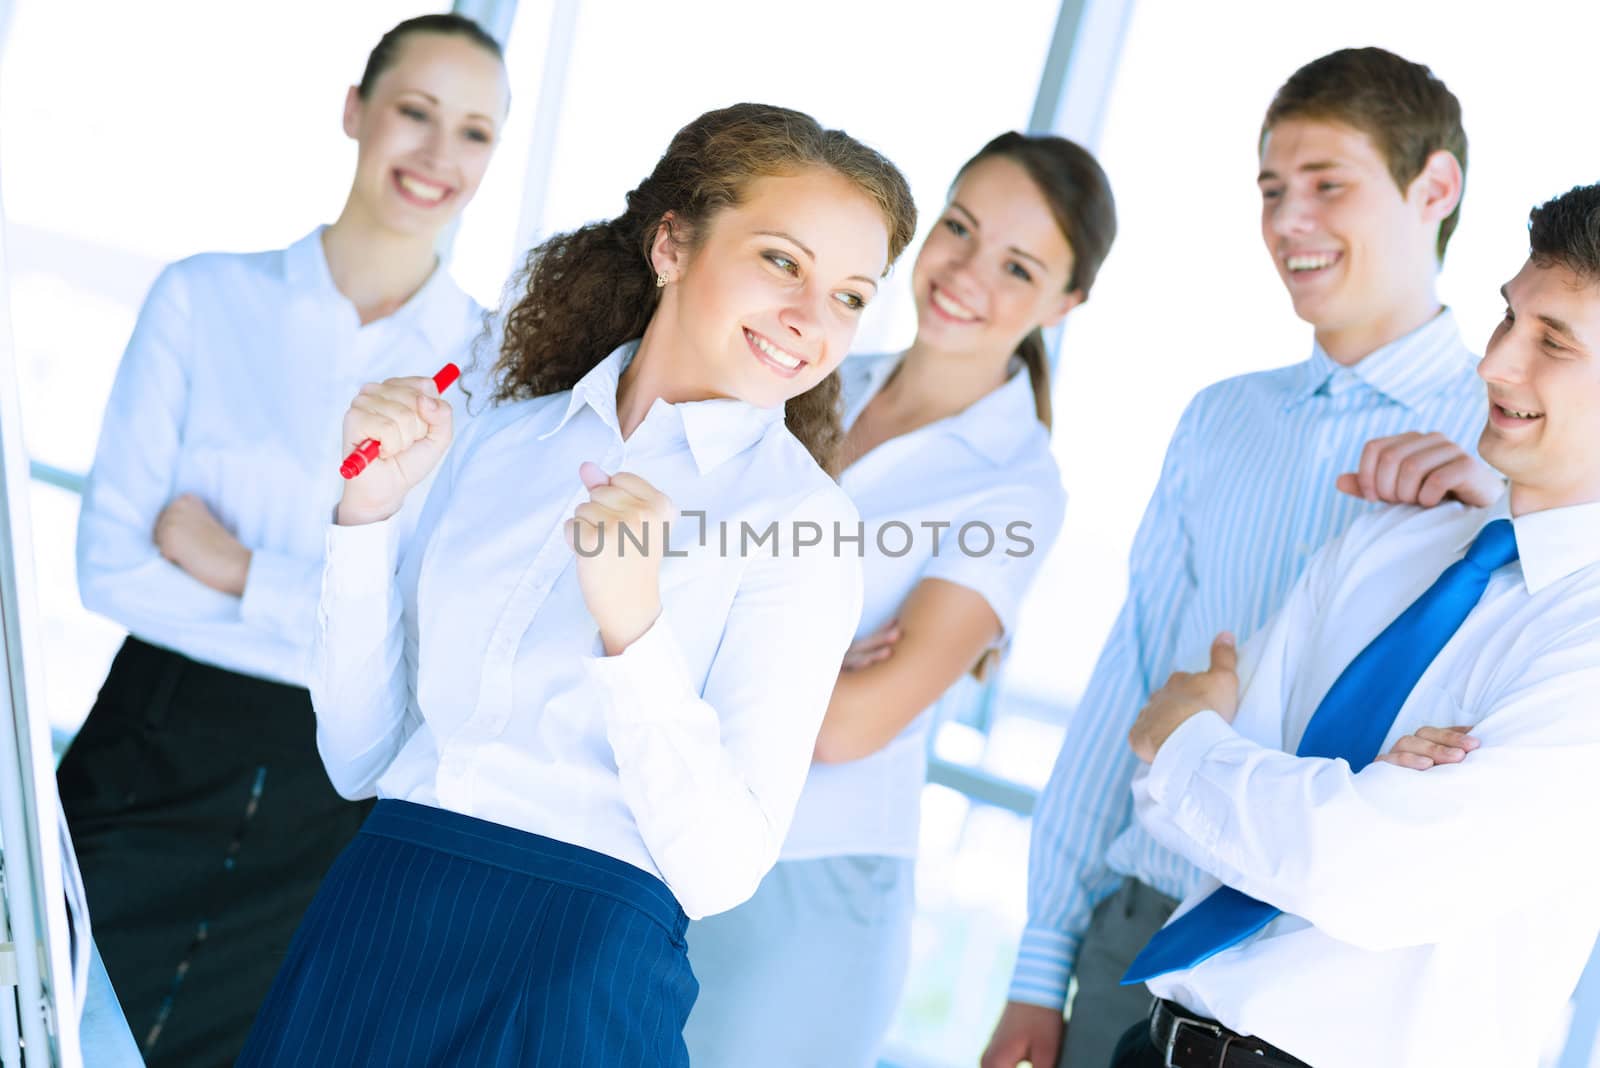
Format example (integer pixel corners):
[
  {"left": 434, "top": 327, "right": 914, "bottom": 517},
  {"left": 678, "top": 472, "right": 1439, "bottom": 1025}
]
[
  {"left": 323, "top": 517, "right": 401, "bottom": 601},
  {"left": 240, "top": 547, "right": 321, "bottom": 638},
  {"left": 1144, "top": 709, "right": 1235, "bottom": 811},
  {"left": 583, "top": 609, "right": 697, "bottom": 726},
  {"left": 1006, "top": 927, "right": 1080, "bottom": 1009}
]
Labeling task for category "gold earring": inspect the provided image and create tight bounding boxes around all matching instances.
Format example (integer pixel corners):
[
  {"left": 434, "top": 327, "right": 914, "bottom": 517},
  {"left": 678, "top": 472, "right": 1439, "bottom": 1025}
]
[{"left": 655, "top": 272, "right": 668, "bottom": 289}]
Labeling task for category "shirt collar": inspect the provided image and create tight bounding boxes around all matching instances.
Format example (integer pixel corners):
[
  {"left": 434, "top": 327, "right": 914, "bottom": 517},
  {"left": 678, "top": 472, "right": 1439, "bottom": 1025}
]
[
  {"left": 842, "top": 351, "right": 1046, "bottom": 466},
  {"left": 541, "top": 341, "right": 784, "bottom": 474},
  {"left": 403, "top": 261, "right": 477, "bottom": 355},
  {"left": 840, "top": 351, "right": 900, "bottom": 427},
  {"left": 284, "top": 226, "right": 333, "bottom": 291},
  {"left": 1286, "top": 308, "right": 1474, "bottom": 412},
  {"left": 947, "top": 362, "right": 1045, "bottom": 464},
  {"left": 1454, "top": 493, "right": 1600, "bottom": 595},
  {"left": 284, "top": 225, "right": 475, "bottom": 354}
]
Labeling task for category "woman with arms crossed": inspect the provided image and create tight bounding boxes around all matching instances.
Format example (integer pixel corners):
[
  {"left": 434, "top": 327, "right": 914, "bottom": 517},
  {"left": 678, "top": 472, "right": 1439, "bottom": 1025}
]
[
  {"left": 236, "top": 103, "right": 917, "bottom": 1067},
  {"left": 685, "top": 132, "right": 1116, "bottom": 1068},
  {"left": 58, "top": 16, "right": 508, "bottom": 1067}
]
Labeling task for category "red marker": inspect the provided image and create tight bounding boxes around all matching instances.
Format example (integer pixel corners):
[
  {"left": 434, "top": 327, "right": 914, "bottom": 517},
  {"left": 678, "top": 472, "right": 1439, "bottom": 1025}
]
[{"left": 339, "top": 363, "right": 461, "bottom": 479}]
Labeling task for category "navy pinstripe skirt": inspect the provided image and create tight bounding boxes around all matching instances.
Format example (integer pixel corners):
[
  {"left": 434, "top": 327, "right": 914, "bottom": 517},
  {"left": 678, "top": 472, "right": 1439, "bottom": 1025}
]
[{"left": 238, "top": 800, "right": 697, "bottom": 1067}]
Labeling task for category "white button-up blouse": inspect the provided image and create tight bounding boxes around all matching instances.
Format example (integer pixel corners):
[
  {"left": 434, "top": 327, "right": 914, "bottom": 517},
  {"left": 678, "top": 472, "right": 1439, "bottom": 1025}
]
[
  {"left": 77, "top": 227, "right": 485, "bottom": 685},
  {"left": 312, "top": 342, "right": 864, "bottom": 919}
]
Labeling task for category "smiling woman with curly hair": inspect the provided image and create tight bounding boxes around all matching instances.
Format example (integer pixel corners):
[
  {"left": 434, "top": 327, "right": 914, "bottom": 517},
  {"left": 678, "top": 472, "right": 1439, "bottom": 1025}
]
[{"left": 237, "top": 102, "right": 916, "bottom": 1067}]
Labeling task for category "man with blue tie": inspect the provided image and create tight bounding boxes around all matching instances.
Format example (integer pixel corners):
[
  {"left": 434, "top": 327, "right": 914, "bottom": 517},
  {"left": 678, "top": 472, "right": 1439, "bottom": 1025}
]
[{"left": 1109, "top": 182, "right": 1600, "bottom": 1068}]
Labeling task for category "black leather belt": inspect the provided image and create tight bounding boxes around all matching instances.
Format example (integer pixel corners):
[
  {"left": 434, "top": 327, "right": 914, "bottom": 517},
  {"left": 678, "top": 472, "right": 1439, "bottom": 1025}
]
[{"left": 1149, "top": 999, "right": 1311, "bottom": 1067}]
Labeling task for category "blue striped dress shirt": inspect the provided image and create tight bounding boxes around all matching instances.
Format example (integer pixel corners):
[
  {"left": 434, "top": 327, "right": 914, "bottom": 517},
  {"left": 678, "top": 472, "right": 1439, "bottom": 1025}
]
[{"left": 1012, "top": 310, "right": 1489, "bottom": 1007}]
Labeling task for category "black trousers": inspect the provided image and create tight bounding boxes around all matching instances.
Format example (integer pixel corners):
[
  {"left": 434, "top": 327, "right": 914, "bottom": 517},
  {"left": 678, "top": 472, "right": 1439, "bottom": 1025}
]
[{"left": 58, "top": 637, "right": 372, "bottom": 1068}]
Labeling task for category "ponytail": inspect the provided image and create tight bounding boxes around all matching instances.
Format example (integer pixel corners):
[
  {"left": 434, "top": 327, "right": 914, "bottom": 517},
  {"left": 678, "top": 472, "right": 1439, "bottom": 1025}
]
[{"left": 1017, "top": 328, "right": 1053, "bottom": 431}]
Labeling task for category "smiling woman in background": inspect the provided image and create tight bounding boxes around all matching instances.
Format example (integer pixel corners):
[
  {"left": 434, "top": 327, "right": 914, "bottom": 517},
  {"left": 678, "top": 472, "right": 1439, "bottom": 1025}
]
[
  {"left": 684, "top": 131, "right": 1116, "bottom": 1068},
  {"left": 56, "top": 15, "right": 509, "bottom": 1067}
]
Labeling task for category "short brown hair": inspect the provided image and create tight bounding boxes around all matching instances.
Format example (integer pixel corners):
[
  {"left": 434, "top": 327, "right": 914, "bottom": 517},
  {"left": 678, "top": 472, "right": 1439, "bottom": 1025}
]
[
  {"left": 1262, "top": 47, "right": 1467, "bottom": 260},
  {"left": 493, "top": 103, "right": 916, "bottom": 475},
  {"left": 1529, "top": 184, "right": 1600, "bottom": 287}
]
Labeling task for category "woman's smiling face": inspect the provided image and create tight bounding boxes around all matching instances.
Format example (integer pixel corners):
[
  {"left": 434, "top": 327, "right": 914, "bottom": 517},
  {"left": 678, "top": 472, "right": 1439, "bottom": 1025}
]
[
  {"left": 910, "top": 156, "right": 1081, "bottom": 357},
  {"left": 342, "top": 32, "right": 509, "bottom": 239},
  {"left": 652, "top": 168, "right": 891, "bottom": 408}
]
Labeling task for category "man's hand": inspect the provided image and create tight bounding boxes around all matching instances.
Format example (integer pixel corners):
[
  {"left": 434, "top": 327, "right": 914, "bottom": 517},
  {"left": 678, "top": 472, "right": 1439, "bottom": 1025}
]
[
  {"left": 980, "top": 1000, "right": 1065, "bottom": 1068},
  {"left": 841, "top": 620, "right": 901, "bottom": 671},
  {"left": 154, "top": 494, "right": 251, "bottom": 596},
  {"left": 1129, "top": 633, "right": 1238, "bottom": 763},
  {"left": 1336, "top": 431, "right": 1502, "bottom": 508},
  {"left": 1375, "top": 725, "right": 1477, "bottom": 770}
]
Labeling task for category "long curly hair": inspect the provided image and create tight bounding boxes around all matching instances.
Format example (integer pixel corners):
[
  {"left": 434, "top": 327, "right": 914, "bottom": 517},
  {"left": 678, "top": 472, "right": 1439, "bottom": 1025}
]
[{"left": 490, "top": 103, "right": 917, "bottom": 473}]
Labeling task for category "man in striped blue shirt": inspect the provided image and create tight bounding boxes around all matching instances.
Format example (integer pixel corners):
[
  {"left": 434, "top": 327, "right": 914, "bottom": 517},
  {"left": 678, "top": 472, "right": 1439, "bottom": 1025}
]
[{"left": 984, "top": 47, "right": 1498, "bottom": 1068}]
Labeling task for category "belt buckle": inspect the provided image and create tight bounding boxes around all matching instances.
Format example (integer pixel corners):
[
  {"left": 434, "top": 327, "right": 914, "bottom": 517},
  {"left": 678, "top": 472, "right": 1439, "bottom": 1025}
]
[{"left": 1158, "top": 1003, "right": 1224, "bottom": 1067}]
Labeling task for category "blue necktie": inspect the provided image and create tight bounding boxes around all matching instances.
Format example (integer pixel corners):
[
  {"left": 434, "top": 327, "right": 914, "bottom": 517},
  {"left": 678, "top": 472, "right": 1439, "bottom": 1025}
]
[{"left": 1122, "top": 518, "right": 1519, "bottom": 985}]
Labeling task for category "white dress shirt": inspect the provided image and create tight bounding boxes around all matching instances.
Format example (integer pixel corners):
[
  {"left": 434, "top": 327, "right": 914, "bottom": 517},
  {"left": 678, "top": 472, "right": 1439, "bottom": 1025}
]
[
  {"left": 77, "top": 227, "right": 485, "bottom": 686},
  {"left": 780, "top": 352, "right": 1066, "bottom": 860},
  {"left": 1015, "top": 311, "right": 1485, "bottom": 1006},
  {"left": 312, "top": 342, "right": 864, "bottom": 920},
  {"left": 1136, "top": 496, "right": 1600, "bottom": 1068}
]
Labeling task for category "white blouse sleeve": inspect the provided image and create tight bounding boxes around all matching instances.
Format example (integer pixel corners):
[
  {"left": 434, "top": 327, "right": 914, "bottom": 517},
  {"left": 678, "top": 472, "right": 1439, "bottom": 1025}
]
[
  {"left": 76, "top": 263, "right": 245, "bottom": 637},
  {"left": 309, "top": 516, "right": 408, "bottom": 799},
  {"left": 239, "top": 548, "right": 325, "bottom": 644},
  {"left": 584, "top": 486, "right": 864, "bottom": 919},
  {"left": 310, "top": 441, "right": 462, "bottom": 800},
  {"left": 922, "top": 475, "right": 1067, "bottom": 639}
]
